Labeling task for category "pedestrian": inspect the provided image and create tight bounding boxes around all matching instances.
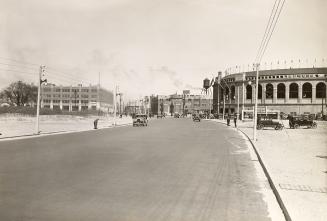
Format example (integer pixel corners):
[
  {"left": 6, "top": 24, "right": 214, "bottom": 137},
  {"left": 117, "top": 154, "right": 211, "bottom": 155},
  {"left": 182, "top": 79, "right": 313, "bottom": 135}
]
[
  {"left": 233, "top": 114, "right": 237, "bottom": 127},
  {"left": 227, "top": 114, "right": 230, "bottom": 126},
  {"left": 94, "top": 118, "right": 99, "bottom": 129}
]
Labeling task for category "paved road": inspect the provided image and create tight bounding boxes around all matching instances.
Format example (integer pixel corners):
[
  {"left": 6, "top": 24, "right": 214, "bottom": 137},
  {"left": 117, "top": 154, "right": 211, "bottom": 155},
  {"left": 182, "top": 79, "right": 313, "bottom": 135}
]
[{"left": 0, "top": 118, "right": 273, "bottom": 221}]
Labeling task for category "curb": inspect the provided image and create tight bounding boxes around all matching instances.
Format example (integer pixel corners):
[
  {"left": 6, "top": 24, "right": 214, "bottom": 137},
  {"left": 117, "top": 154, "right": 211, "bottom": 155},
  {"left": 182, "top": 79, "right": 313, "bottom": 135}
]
[
  {"left": 206, "top": 119, "right": 292, "bottom": 221},
  {"left": 0, "top": 122, "right": 132, "bottom": 141}
]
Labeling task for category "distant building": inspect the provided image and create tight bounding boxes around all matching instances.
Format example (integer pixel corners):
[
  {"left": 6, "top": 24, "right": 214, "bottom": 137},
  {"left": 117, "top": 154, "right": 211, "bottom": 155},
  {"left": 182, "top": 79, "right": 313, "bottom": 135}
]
[
  {"left": 150, "top": 93, "right": 213, "bottom": 115},
  {"left": 41, "top": 84, "right": 113, "bottom": 112}
]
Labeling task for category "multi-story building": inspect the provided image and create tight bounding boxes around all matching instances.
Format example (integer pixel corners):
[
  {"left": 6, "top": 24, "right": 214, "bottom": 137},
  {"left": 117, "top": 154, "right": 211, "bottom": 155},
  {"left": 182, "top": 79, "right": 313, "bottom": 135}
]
[
  {"left": 150, "top": 93, "right": 213, "bottom": 115},
  {"left": 213, "top": 67, "right": 327, "bottom": 115},
  {"left": 41, "top": 84, "right": 113, "bottom": 112}
]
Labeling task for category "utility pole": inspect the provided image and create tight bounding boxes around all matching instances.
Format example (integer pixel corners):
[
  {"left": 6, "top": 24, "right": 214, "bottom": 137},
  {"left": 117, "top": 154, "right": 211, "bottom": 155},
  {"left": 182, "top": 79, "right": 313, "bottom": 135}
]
[
  {"left": 35, "top": 65, "right": 47, "bottom": 134},
  {"left": 253, "top": 63, "right": 260, "bottom": 142},
  {"left": 237, "top": 86, "right": 240, "bottom": 119},
  {"left": 113, "top": 85, "right": 117, "bottom": 126}
]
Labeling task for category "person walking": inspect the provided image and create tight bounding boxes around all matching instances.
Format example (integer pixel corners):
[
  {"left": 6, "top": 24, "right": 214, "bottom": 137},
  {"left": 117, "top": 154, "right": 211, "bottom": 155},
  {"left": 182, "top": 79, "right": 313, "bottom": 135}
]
[
  {"left": 227, "top": 114, "right": 230, "bottom": 126},
  {"left": 233, "top": 113, "right": 237, "bottom": 128}
]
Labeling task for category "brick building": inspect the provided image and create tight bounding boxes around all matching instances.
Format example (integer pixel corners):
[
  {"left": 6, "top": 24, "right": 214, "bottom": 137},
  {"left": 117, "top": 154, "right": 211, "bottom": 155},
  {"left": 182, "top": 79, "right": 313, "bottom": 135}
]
[{"left": 150, "top": 93, "right": 213, "bottom": 115}]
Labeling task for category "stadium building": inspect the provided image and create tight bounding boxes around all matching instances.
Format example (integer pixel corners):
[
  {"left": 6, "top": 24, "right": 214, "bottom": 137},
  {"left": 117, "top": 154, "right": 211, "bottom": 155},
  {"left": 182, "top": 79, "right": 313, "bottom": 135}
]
[{"left": 213, "top": 67, "right": 327, "bottom": 116}]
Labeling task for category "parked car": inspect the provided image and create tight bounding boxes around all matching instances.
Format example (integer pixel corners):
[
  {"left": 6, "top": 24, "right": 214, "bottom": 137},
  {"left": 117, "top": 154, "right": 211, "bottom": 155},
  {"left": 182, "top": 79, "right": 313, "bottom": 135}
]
[
  {"left": 174, "top": 113, "right": 180, "bottom": 118},
  {"left": 289, "top": 116, "right": 317, "bottom": 129},
  {"left": 133, "top": 114, "right": 148, "bottom": 126},
  {"left": 257, "top": 117, "right": 284, "bottom": 130},
  {"left": 193, "top": 114, "right": 201, "bottom": 122}
]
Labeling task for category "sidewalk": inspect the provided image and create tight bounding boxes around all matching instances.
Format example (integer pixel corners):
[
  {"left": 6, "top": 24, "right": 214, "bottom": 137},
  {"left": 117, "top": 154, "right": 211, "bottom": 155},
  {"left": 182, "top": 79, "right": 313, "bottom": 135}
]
[
  {"left": 0, "top": 114, "right": 133, "bottom": 139},
  {"left": 209, "top": 118, "right": 327, "bottom": 221}
]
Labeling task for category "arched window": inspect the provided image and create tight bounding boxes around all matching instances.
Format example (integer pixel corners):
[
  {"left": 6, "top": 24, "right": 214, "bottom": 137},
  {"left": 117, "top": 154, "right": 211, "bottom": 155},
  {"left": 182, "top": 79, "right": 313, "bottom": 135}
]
[
  {"left": 225, "top": 87, "right": 230, "bottom": 100},
  {"left": 277, "top": 83, "right": 285, "bottom": 98},
  {"left": 258, "top": 84, "right": 262, "bottom": 99},
  {"left": 302, "top": 82, "right": 312, "bottom": 98},
  {"left": 231, "top": 86, "right": 235, "bottom": 100},
  {"left": 289, "top": 83, "right": 298, "bottom": 98},
  {"left": 246, "top": 85, "right": 252, "bottom": 99},
  {"left": 316, "top": 82, "right": 326, "bottom": 98},
  {"left": 266, "top": 83, "right": 273, "bottom": 99}
]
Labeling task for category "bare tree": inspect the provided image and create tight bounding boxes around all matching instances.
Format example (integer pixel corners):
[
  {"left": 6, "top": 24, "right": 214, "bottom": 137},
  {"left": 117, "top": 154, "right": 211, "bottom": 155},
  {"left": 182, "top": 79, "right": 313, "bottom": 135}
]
[{"left": 0, "top": 81, "right": 37, "bottom": 106}]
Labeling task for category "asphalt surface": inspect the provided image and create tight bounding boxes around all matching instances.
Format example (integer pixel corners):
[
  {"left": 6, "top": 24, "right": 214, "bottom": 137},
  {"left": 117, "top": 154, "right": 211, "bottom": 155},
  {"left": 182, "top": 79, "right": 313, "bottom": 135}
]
[{"left": 0, "top": 118, "right": 272, "bottom": 221}]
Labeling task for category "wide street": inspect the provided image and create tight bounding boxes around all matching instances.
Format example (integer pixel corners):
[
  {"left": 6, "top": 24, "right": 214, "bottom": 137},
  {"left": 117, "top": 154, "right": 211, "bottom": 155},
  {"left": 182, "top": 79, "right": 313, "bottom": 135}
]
[{"left": 0, "top": 118, "right": 275, "bottom": 221}]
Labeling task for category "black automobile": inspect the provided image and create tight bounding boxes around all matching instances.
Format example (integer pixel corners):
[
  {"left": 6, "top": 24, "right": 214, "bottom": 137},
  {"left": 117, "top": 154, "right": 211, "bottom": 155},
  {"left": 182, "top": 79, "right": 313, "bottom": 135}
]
[
  {"left": 133, "top": 114, "right": 148, "bottom": 126},
  {"left": 193, "top": 114, "right": 201, "bottom": 122},
  {"left": 174, "top": 113, "right": 180, "bottom": 118},
  {"left": 289, "top": 116, "right": 317, "bottom": 129},
  {"left": 257, "top": 117, "right": 284, "bottom": 130}
]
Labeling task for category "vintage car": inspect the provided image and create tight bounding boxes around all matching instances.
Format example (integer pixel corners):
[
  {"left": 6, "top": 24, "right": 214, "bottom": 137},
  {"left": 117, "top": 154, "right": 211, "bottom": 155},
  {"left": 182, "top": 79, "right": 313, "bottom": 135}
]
[
  {"left": 174, "top": 113, "right": 180, "bottom": 118},
  {"left": 257, "top": 118, "right": 284, "bottom": 130},
  {"left": 193, "top": 114, "right": 201, "bottom": 122},
  {"left": 133, "top": 114, "right": 148, "bottom": 126},
  {"left": 289, "top": 116, "right": 317, "bottom": 129}
]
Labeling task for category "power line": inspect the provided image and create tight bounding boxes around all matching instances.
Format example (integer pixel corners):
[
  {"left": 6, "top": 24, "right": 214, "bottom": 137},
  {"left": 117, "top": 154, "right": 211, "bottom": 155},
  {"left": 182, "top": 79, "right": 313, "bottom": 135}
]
[
  {"left": 0, "top": 57, "right": 39, "bottom": 67},
  {"left": 255, "top": 0, "right": 286, "bottom": 63},
  {"left": 46, "top": 71, "right": 95, "bottom": 86},
  {"left": 259, "top": 0, "right": 286, "bottom": 63},
  {"left": 0, "top": 62, "right": 39, "bottom": 71},
  {"left": 255, "top": 0, "right": 279, "bottom": 62},
  {"left": 0, "top": 68, "right": 36, "bottom": 76}
]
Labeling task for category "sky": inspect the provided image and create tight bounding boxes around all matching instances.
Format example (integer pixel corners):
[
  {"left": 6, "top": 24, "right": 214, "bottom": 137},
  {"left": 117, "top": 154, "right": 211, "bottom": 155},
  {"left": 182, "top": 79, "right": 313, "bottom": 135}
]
[{"left": 0, "top": 0, "right": 326, "bottom": 99}]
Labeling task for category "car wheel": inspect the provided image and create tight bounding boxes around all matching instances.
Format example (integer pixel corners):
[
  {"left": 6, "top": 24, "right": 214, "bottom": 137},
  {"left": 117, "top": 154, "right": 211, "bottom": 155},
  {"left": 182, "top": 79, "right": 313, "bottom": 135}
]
[
  {"left": 294, "top": 124, "right": 299, "bottom": 129},
  {"left": 312, "top": 122, "right": 317, "bottom": 129},
  {"left": 257, "top": 124, "right": 264, "bottom": 130}
]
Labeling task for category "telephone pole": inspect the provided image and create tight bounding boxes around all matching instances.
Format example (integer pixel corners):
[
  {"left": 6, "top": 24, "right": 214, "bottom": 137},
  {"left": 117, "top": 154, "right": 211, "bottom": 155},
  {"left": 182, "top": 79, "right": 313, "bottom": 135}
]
[
  {"left": 253, "top": 63, "right": 260, "bottom": 141},
  {"left": 35, "top": 65, "right": 47, "bottom": 134}
]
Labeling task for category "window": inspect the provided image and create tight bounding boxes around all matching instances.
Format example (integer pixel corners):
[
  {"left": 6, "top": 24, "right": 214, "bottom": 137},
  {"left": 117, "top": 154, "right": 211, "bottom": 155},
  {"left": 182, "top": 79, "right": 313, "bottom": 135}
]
[
  {"left": 55, "top": 88, "right": 61, "bottom": 92},
  {"left": 316, "top": 82, "right": 326, "bottom": 98},
  {"left": 277, "top": 83, "right": 285, "bottom": 98},
  {"left": 266, "top": 84, "right": 273, "bottom": 99},
  {"left": 62, "top": 94, "right": 70, "bottom": 98},
  {"left": 302, "top": 82, "right": 312, "bottom": 98},
  {"left": 53, "top": 100, "right": 60, "bottom": 103},
  {"left": 231, "top": 86, "right": 235, "bottom": 100},
  {"left": 258, "top": 84, "right": 262, "bottom": 99},
  {"left": 53, "top": 94, "right": 60, "bottom": 98},
  {"left": 81, "top": 89, "right": 89, "bottom": 92},
  {"left": 91, "top": 95, "right": 97, "bottom": 98},
  {"left": 246, "top": 85, "right": 252, "bottom": 99},
  {"left": 289, "top": 83, "right": 298, "bottom": 98},
  {"left": 62, "top": 89, "right": 70, "bottom": 92},
  {"left": 43, "top": 88, "right": 51, "bottom": 92},
  {"left": 91, "top": 89, "right": 97, "bottom": 93},
  {"left": 81, "top": 94, "right": 89, "bottom": 98},
  {"left": 62, "top": 100, "right": 69, "bottom": 103}
]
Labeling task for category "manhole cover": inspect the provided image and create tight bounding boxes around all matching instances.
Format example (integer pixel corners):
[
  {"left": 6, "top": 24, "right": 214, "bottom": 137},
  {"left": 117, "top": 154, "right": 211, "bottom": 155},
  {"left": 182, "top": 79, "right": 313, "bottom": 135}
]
[{"left": 279, "top": 184, "right": 327, "bottom": 193}]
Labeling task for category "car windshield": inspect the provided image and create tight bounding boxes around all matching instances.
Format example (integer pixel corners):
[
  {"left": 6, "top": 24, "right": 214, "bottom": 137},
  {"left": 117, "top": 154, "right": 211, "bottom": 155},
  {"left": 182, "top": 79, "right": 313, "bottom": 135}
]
[{"left": 135, "top": 115, "right": 147, "bottom": 118}]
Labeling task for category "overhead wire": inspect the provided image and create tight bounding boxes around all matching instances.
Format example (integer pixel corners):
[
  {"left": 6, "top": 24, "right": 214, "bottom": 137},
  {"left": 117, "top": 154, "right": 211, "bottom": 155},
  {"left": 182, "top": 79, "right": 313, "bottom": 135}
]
[
  {"left": 0, "top": 57, "right": 39, "bottom": 67},
  {"left": 255, "top": 0, "right": 279, "bottom": 63},
  {"left": 258, "top": 0, "right": 286, "bottom": 63},
  {"left": 255, "top": 0, "right": 286, "bottom": 64}
]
